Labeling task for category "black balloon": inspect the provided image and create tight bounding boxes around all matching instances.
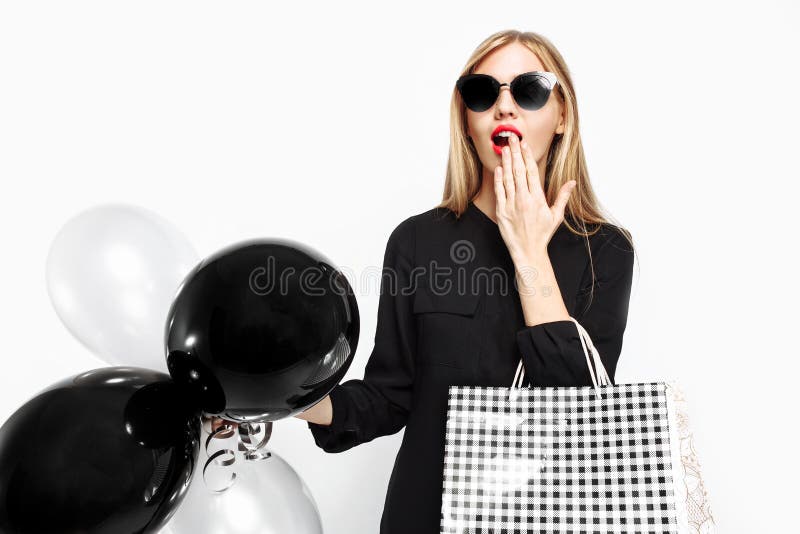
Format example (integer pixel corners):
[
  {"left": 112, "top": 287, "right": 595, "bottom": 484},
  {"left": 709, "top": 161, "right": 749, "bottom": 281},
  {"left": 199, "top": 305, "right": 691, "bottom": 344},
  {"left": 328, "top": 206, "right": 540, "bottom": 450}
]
[
  {"left": 165, "top": 238, "right": 359, "bottom": 422},
  {"left": 0, "top": 367, "right": 200, "bottom": 534}
]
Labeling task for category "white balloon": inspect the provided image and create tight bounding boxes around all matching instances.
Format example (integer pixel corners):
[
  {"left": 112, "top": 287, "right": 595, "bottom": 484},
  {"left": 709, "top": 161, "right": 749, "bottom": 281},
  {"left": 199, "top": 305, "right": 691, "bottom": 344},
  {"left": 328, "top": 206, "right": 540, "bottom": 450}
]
[
  {"left": 46, "top": 204, "right": 198, "bottom": 371},
  {"left": 162, "top": 437, "right": 323, "bottom": 534}
]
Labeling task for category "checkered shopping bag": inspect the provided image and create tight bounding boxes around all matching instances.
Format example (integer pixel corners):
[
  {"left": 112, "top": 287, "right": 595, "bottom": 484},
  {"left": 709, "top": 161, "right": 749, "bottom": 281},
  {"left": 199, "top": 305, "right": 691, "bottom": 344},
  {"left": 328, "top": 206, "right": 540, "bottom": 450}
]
[{"left": 440, "top": 317, "right": 716, "bottom": 534}]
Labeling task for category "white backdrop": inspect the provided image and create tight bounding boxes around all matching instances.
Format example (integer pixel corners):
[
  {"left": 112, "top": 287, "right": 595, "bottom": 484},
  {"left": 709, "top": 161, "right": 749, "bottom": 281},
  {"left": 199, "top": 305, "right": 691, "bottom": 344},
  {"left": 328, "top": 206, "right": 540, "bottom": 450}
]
[{"left": 1, "top": 1, "right": 798, "bottom": 533}]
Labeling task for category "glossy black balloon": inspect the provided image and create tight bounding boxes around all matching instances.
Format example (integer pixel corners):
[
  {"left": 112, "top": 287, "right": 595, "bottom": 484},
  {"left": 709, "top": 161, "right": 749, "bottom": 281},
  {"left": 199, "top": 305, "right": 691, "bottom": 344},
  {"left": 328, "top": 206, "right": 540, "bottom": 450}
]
[
  {"left": 0, "top": 367, "right": 200, "bottom": 534},
  {"left": 165, "top": 238, "right": 359, "bottom": 422}
]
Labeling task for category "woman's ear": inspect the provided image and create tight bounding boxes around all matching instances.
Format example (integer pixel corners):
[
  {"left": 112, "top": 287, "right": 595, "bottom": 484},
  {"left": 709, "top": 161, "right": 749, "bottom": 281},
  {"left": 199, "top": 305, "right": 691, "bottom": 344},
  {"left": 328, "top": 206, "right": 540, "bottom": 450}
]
[{"left": 555, "top": 105, "right": 566, "bottom": 135}]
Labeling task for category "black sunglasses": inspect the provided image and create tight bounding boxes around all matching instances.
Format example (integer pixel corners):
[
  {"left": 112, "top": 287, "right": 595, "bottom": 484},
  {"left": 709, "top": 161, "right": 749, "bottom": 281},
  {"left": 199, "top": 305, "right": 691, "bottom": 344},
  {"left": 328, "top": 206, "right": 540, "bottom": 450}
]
[{"left": 456, "top": 71, "right": 558, "bottom": 112}]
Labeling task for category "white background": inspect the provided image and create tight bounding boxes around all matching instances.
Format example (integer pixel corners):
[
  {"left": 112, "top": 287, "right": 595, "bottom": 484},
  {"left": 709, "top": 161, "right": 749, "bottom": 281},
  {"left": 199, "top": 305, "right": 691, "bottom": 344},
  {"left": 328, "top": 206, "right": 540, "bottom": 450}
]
[{"left": 1, "top": 1, "right": 798, "bottom": 533}]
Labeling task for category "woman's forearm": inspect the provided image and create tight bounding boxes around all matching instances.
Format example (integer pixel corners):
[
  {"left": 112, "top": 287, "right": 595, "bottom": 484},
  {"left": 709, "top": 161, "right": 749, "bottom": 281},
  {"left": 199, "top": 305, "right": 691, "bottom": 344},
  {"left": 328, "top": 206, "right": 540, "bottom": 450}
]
[
  {"left": 514, "top": 251, "right": 571, "bottom": 327},
  {"left": 294, "top": 394, "right": 333, "bottom": 426}
]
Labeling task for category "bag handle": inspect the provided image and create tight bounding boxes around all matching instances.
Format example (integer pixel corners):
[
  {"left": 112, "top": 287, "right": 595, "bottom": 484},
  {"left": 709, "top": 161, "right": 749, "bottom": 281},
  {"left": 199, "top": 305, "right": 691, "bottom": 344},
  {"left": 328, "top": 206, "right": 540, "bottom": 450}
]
[{"left": 511, "top": 317, "right": 612, "bottom": 391}]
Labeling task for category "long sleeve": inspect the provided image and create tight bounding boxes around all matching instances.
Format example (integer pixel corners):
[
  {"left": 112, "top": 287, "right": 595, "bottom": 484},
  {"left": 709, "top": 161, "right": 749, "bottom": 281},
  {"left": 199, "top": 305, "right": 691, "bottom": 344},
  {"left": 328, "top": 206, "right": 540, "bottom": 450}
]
[
  {"left": 307, "top": 218, "right": 417, "bottom": 453},
  {"left": 515, "top": 225, "right": 634, "bottom": 386}
]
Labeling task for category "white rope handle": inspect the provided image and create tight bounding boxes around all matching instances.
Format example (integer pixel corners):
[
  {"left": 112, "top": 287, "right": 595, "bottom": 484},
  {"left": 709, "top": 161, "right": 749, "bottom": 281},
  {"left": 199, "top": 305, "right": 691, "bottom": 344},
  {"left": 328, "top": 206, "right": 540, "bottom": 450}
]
[{"left": 511, "top": 317, "right": 611, "bottom": 391}]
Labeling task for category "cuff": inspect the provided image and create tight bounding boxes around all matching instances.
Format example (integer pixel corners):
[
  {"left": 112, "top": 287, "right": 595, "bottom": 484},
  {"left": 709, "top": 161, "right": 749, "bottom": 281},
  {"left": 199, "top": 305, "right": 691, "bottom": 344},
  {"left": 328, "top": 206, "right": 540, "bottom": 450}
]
[
  {"left": 515, "top": 320, "right": 593, "bottom": 386},
  {"left": 306, "top": 385, "right": 356, "bottom": 450}
]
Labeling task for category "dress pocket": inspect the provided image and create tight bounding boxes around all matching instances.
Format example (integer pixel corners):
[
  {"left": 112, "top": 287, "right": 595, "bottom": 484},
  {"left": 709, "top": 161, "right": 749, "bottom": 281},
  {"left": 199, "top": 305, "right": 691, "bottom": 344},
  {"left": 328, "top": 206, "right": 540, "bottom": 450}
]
[{"left": 412, "top": 286, "right": 481, "bottom": 369}]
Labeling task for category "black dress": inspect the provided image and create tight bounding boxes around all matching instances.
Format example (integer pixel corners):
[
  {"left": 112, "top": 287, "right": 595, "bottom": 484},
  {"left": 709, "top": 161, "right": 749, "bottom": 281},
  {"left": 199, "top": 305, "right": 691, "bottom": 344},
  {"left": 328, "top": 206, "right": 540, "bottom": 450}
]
[{"left": 306, "top": 200, "right": 635, "bottom": 533}]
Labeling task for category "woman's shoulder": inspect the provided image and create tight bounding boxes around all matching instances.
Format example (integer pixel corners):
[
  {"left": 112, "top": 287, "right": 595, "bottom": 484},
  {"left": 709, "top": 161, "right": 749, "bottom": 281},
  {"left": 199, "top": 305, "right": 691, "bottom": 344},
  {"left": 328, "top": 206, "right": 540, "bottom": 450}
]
[
  {"left": 591, "top": 222, "right": 634, "bottom": 255},
  {"left": 386, "top": 206, "right": 458, "bottom": 242},
  {"left": 562, "top": 214, "right": 633, "bottom": 252},
  {"left": 381, "top": 205, "right": 462, "bottom": 267},
  {"left": 557, "top": 218, "right": 635, "bottom": 283}
]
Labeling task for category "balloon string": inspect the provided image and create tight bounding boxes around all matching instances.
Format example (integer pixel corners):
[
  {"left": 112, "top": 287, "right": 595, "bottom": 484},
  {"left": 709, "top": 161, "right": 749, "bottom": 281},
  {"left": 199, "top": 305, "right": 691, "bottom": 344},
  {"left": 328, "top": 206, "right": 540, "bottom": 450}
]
[
  {"left": 238, "top": 422, "right": 273, "bottom": 462},
  {"left": 202, "top": 425, "right": 237, "bottom": 493},
  {"left": 202, "top": 420, "right": 273, "bottom": 493}
]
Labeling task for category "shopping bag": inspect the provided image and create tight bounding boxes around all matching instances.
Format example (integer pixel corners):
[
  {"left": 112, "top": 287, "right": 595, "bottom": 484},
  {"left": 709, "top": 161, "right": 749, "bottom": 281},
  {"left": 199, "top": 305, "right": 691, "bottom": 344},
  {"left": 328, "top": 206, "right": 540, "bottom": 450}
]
[{"left": 440, "top": 317, "right": 716, "bottom": 534}]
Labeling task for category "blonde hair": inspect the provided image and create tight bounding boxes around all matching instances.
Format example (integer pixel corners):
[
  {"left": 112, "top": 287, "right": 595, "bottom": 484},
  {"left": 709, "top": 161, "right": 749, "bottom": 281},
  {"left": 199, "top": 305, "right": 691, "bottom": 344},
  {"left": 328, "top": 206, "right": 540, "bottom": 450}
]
[{"left": 437, "top": 29, "right": 638, "bottom": 308}]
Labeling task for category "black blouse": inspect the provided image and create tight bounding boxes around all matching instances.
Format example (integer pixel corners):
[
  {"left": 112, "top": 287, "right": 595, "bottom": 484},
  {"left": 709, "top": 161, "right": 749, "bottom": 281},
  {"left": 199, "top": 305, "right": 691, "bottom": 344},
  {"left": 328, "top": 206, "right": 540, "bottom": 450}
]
[{"left": 307, "top": 200, "right": 635, "bottom": 534}]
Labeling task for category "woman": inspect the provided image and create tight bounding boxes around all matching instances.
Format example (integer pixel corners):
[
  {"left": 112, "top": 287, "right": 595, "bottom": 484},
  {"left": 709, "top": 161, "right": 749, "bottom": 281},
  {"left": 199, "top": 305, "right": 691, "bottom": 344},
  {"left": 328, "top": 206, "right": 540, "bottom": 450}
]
[{"left": 295, "top": 29, "right": 636, "bottom": 533}]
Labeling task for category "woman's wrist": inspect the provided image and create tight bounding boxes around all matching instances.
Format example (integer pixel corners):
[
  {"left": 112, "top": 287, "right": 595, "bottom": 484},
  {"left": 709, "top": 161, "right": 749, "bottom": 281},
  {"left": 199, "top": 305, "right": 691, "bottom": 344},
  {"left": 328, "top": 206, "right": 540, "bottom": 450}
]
[
  {"left": 512, "top": 250, "right": 570, "bottom": 326},
  {"left": 512, "top": 248, "right": 549, "bottom": 269},
  {"left": 294, "top": 394, "right": 333, "bottom": 426}
]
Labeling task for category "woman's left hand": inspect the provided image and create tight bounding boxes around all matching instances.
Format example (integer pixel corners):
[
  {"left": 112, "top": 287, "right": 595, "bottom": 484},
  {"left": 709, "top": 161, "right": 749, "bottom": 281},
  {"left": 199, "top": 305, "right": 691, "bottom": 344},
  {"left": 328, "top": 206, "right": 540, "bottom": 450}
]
[{"left": 494, "top": 133, "right": 576, "bottom": 263}]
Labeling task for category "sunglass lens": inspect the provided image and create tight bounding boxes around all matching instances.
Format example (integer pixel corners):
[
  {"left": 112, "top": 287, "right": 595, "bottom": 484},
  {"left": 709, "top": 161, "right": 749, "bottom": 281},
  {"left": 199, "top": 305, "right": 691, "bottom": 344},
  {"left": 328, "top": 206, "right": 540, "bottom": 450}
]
[
  {"left": 513, "top": 74, "right": 553, "bottom": 110},
  {"left": 458, "top": 76, "right": 497, "bottom": 112}
]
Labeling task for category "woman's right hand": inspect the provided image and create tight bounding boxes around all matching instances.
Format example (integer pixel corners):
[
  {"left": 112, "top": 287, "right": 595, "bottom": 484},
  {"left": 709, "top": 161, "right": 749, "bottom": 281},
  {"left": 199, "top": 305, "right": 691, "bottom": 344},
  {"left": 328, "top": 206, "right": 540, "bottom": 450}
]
[
  {"left": 206, "top": 394, "right": 334, "bottom": 430},
  {"left": 209, "top": 416, "right": 238, "bottom": 436}
]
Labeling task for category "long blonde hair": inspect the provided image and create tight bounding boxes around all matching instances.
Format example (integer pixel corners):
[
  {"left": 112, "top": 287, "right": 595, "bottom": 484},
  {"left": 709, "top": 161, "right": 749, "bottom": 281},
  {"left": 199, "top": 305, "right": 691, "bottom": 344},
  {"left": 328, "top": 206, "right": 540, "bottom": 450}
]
[{"left": 437, "top": 29, "right": 638, "bottom": 308}]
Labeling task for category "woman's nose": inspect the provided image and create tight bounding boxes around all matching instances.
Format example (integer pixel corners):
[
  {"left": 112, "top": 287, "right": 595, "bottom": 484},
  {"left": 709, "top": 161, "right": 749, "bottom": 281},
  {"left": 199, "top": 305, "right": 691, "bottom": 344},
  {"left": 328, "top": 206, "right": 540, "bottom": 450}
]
[{"left": 495, "top": 86, "right": 517, "bottom": 116}]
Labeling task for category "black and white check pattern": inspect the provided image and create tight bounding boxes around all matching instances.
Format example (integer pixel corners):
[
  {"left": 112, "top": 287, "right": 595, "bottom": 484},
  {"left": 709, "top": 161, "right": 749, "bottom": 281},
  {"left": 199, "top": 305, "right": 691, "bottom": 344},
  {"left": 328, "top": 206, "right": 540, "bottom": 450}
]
[{"left": 440, "top": 382, "right": 683, "bottom": 534}]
